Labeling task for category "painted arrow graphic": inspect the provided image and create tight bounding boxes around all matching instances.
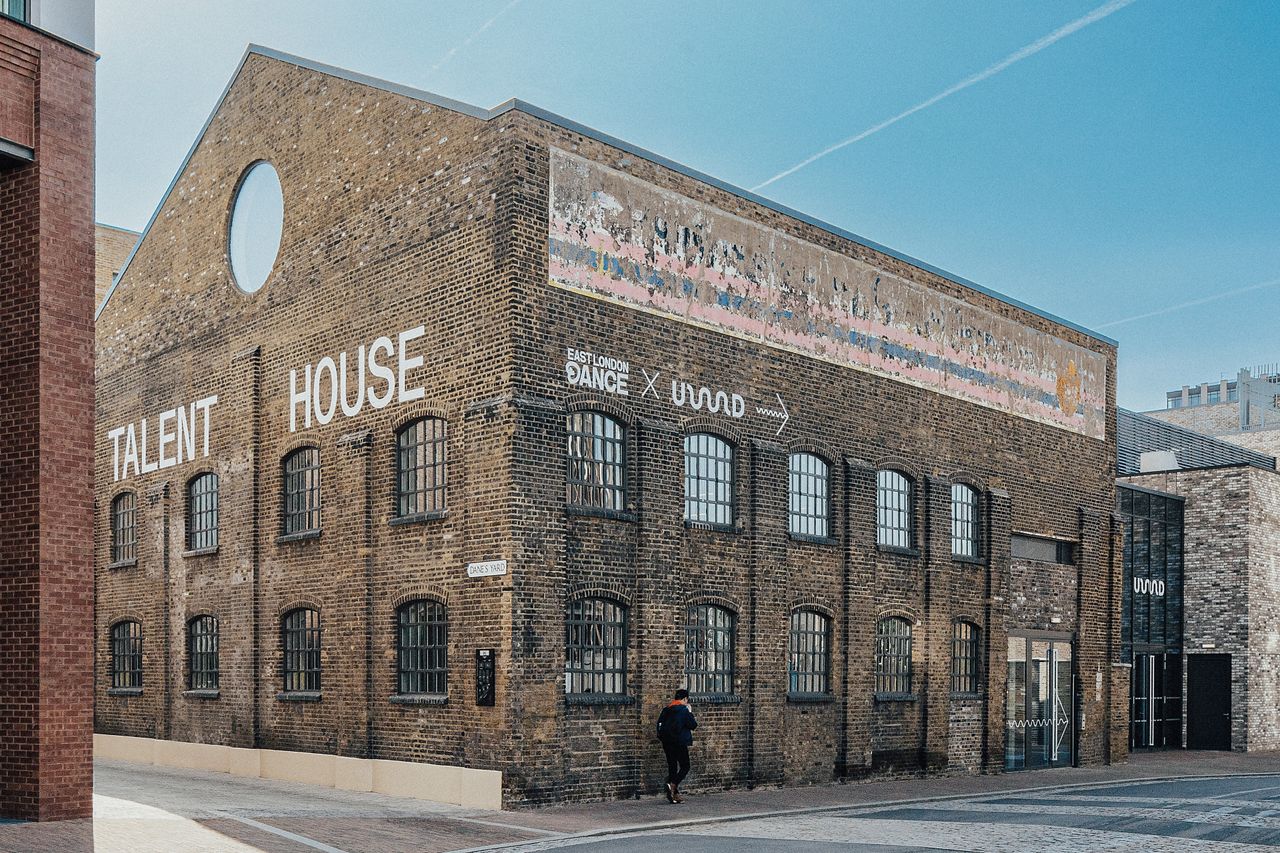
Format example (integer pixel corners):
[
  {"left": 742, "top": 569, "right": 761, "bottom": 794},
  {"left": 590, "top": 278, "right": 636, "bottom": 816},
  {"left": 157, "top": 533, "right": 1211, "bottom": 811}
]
[{"left": 755, "top": 393, "right": 789, "bottom": 436}]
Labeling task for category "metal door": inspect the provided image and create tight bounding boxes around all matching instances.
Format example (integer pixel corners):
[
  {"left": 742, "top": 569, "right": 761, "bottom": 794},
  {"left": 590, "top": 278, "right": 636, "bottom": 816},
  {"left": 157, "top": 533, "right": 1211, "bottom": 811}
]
[{"left": 1186, "top": 654, "right": 1231, "bottom": 750}]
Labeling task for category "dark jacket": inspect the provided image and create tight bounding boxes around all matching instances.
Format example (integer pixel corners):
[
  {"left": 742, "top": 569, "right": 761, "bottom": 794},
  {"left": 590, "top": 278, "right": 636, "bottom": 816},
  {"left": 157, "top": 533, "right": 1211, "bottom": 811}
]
[{"left": 656, "top": 702, "right": 698, "bottom": 746}]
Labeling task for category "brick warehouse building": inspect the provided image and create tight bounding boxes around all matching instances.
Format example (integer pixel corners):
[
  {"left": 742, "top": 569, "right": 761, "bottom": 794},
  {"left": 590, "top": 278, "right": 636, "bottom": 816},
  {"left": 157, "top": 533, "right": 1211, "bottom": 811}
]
[
  {"left": 1, "top": 1, "right": 96, "bottom": 822},
  {"left": 94, "top": 47, "right": 1124, "bottom": 806}
]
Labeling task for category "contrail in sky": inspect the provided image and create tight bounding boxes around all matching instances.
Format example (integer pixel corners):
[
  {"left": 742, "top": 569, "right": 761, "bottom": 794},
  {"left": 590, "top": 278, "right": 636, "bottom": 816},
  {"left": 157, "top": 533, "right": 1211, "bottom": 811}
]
[
  {"left": 430, "top": 0, "right": 522, "bottom": 73},
  {"left": 751, "top": 0, "right": 1139, "bottom": 192},
  {"left": 1096, "top": 277, "right": 1280, "bottom": 330}
]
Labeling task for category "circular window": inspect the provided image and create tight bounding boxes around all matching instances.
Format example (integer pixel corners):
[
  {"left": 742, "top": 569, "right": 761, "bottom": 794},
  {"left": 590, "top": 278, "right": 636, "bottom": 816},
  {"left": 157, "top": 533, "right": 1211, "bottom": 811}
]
[{"left": 227, "top": 161, "right": 283, "bottom": 294}]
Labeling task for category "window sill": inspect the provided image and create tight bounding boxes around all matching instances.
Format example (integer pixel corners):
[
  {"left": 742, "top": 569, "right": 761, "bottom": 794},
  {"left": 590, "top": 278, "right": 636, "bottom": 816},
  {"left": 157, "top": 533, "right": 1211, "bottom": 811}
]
[
  {"left": 788, "top": 532, "right": 837, "bottom": 546},
  {"left": 786, "top": 692, "right": 835, "bottom": 704},
  {"left": 565, "top": 693, "right": 635, "bottom": 706},
  {"left": 950, "top": 691, "right": 983, "bottom": 701},
  {"left": 183, "top": 547, "right": 219, "bottom": 558},
  {"left": 684, "top": 520, "right": 737, "bottom": 534},
  {"left": 690, "top": 693, "right": 742, "bottom": 705},
  {"left": 277, "top": 530, "right": 321, "bottom": 545},
  {"left": 876, "top": 544, "right": 919, "bottom": 558},
  {"left": 566, "top": 506, "right": 637, "bottom": 523},
  {"left": 390, "top": 693, "right": 448, "bottom": 706},
  {"left": 873, "top": 692, "right": 917, "bottom": 703},
  {"left": 276, "top": 691, "right": 321, "bottom": 702},
  {"left": 107, "top": 687, "right": 142, "bottom": 697},
  {"left": 389, "top": 510, "right": 447, "bottom": 527},
  {"left": 184, "top": 689, "right": 220, "bottom": 700},
  {"left": 107, "top": 559, "right": 138, "bottom": 570},
  {"left": 951, "top": 555, "right": 985, "bottom": 566}
]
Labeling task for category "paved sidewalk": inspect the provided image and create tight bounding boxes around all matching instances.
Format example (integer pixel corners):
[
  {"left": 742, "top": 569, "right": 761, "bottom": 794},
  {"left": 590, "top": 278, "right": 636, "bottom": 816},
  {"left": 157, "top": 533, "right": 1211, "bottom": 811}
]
[{"left": 0, "top": 751, "right": 1275, "bottom": 853}]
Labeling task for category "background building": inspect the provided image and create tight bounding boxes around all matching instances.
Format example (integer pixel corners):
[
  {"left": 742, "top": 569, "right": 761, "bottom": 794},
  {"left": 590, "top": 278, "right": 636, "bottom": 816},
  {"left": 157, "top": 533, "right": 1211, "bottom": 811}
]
[
  {"left": 94, "top": 222, "right": 139, "bottom": 309},
  {"left": 1147, "top": 366, "right": 1280, "bottom": 458},
  {"left": 95, "top": 47, "right": 1124, "bottom": 806},
  {"left": 1118, "top": 408, "right": 1280, "bottom": 752},
  {"left": 0, "top": 0, "right": 95, "bottom": 822}
]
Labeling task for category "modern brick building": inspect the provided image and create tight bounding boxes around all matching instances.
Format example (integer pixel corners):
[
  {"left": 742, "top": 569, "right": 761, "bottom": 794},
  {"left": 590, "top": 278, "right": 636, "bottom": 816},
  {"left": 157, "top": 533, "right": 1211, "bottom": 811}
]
[
  {"left": 94, "top": 222, "right": 138, "bottom": 309},
  {"left": 1119, "top": 408, "right": 1280, "bottom": 753},
  {"left": 94, "top": 46, "right": 1124, "bottom": 806},
  {"left": 0, "top": 0, "right": 96, "bottom": 822}
]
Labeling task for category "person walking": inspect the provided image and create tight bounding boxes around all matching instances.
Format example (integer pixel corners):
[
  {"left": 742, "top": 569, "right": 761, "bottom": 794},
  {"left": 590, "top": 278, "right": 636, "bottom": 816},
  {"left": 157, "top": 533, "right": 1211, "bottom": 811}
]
[{"left": 656, "top": 688, "right": 697, "bottom": 803}]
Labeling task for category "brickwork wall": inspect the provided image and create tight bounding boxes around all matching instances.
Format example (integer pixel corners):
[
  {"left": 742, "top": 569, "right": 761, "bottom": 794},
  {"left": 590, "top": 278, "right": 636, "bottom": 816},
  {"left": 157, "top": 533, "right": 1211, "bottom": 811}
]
[
  {"left": 93, "top": 224, "right": 138, "bottom": 311},
  {"left": 95, "top": 51, "right": 1121, "bottom": 806},
  {"left": 1246, "top": 467, "right": 1280, "bottom": 750},
  {"left": 0, "top": 16, "right": 95, "bottom": 821}
]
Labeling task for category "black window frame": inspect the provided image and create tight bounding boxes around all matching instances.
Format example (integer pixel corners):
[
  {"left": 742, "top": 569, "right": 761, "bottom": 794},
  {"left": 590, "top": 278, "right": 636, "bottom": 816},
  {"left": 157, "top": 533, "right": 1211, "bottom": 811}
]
[
  {"left": 187, "top": 614, "right": 220, "bottom": 692},
  {"left": 281, "top": 608, "right": 321, "bottom": 693},
  {"left": 685, "top": 603, "right": 735, "bottom": 697},
  {"left": 564, "top": 597, "right": 628, "bottom": 698},
  {"left": 110, "top": 620, "right": 142, "bottom": 690},
  {"left": 396, "top": 599, "right": 448, "bottom": 696},
  {"left": 951, "top": 620, "right": 981, "bottom": 695},
  {"left": 395, "top": 417, "right": 447, "bottom": 519},
  {"left": 282, "top": 447, "right": 321, "bottom": 536},
  {"left": 110, "top": 490, "right": 137, "bottom": 564},
  {"left": 874, "top": 616, "right": 913, "bottom": 697},
  {"left": 950, "top": 483, "right": 981, "bottom": 561},
  {"left": 876, "top": 470, "right": 914, "bottom": 551},
  {"left": 566, "top": 411, "right": 627, "bottom": 514},
  {"left": 684, "top": 433, "right": 734, "bottom": 529},
  {"left": 788, "top": 452, "right": 831, "bottom": 540},
  {"left": 787, "top": 608, "right": 832, "bottom": 697},
  {"left": 186, "top": 472, "right": 220, "bottom": 552},
  {"left": 0, "top": 1, "right": 27, "bottom": 23}
]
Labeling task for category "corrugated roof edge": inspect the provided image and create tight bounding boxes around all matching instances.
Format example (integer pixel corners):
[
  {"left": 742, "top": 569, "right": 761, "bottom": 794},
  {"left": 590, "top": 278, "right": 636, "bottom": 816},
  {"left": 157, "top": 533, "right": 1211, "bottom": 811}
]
[{"left": 97, "top": 44, "right": 1120, "bottom": 348}]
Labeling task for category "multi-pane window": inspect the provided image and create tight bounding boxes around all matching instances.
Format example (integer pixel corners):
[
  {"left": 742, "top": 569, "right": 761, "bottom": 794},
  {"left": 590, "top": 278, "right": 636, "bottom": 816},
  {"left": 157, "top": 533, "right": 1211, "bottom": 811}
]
[
  {"left": 0, "top": 1, "right": 27, "bottom": 23},
  {"left": 396, "top": 418, "right": 446, "bottom": 517},
  {"left": 187, "top": 473, "right": 219, "bottom": 551},
  {"left": 684, "top": 433, "right": 733, "bottom": 527},
  {"left": 874, "top": 616, "right": 912, "bottom": 695},
  {"left": 686, "top": 604, "right": 735, "bottom": 695},
  {"left": 951, "top": 483, "right": 980, "bottom": 560},
  {"left": 188, "top": 615, "right": 219, "bottom": 691},
  {"left": 564, "top": 598, "right": 627, "bottom": 695},
  {"left": 876, "top": 470, "right": 913, "bottom": 549},
  {"left": 110, "top": 620, "right": 142, "bottom": 690},
  {"left": 282, "top": 608, "right": 321, "bottom": 692},
  {"left": 788, "top": 609, "right": 831, "bottom": 695},
  {"left": 952, "top": 621, "right": 980, "bottom": 695},
  {"left": 111, "top": 491, "right": 137, "bottom": 563},
  {"left": 397, "top": 600, "right": 447, "bottom": 695},
  {"left": 788, "top": 452, "right": 830, "bottom": 539},
  {"left": 566, "top": 412, "right": 626, "bottom": 512},
  {"left": 282, "top": 447, "right": 321, "bottom": 534}
]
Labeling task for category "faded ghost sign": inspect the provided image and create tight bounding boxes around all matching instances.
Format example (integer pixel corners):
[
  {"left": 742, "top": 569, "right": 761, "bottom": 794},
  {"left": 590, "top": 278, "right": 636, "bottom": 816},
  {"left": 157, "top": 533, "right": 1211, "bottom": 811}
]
[{"left": 547, "top": 149, "right": 1107, "bottom": 440}]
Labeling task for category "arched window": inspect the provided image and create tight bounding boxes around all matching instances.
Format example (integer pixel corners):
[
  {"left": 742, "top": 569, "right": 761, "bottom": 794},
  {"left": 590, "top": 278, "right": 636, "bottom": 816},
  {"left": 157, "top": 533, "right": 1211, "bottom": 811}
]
[
  {"left": 281, "top": 608, "right": 321, "bottom": 693},
  {"left": 396, "top": 417, "right": 446, "bottom": 517},
  {"left": 564, "top": 597, "right": 628, "bottom": 695},
  {"left": 874, "top": 616, "right": 912, "bottom": 695},
  {"left": 188, "top": 615, "right": 219, "bottom": 691},
  {"left": 788, "top": 609, "right": 832, "bottom": 695},
  {"left": 110, "top": 620, "right": 142, "bottom": 690},
  {"left": 111, "top": 491, "right": 137, "bottom": 564},
  {"left": 684, "top": 433, "right": 733, "bottom": 527},
  {"left": 952, "top": 620, "right": 981, "bottom": 695},
  {"left": 187, "top": 473, "right": 219, "bottom": 551},
  {"left": 876, "top": 470, "right": 913, "bottom": 549},
  {"left": 686, "top": 604, "right": 735, "bottom": 695},
  {"left": 282, "top": 447, "right": 321, "bottom": 534},
  {"left": 397, "top": 599, "right": 447, "bottom": 695},
  {"left": 951, "top": 483, "right": 980, "bottom": 559},
  {"left": 566, "top": 411, "right": 626, "bottom": 512},
  {"left": 789, "top": 452, "right": 830, "bottom": 539}
]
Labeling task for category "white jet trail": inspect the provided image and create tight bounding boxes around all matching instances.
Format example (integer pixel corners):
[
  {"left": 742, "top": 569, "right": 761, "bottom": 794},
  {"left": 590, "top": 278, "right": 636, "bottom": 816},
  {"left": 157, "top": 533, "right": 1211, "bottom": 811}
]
[
  {"left": 430, "top": 0, "right": 523, "bottom": 73},
  {"left": 1096, "top": 277, "right": 1280, "bottom": 329},
  {"left": 751, "top": 0, "right": 1139, "bottom": 191}
]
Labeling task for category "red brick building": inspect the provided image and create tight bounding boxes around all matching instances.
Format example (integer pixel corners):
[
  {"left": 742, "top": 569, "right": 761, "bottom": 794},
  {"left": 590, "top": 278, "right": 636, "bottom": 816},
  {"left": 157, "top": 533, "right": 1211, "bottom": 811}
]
[
  {"left": 0, "top": 0, "right": 96, "bottom": 822},
  {"left": 95, "top": 47, "right": 1126, "bottom": 807}
]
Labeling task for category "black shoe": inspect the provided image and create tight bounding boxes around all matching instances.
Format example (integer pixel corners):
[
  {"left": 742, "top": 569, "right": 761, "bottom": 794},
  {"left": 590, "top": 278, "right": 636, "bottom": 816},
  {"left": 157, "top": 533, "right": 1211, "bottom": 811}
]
[{"left": 665, "top": 782, "right": 675, "bottom": 803}]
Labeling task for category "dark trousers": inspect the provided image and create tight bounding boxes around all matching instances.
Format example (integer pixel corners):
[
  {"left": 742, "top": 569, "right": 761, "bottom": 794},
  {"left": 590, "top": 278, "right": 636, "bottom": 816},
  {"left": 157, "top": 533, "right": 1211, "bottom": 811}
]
[{"left": 662, "top": 741, "right": 690, "bottom": 786}]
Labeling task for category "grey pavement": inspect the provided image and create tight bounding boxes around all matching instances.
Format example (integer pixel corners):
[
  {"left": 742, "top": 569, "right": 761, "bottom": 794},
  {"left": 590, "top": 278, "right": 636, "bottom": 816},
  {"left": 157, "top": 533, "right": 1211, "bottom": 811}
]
[{"left": 0, "top": 751, "right": 1278, "bottom": 852}]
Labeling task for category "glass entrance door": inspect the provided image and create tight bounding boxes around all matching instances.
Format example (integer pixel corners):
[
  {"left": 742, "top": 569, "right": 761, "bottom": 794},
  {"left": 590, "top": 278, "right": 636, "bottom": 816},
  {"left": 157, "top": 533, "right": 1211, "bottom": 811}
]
[
  {"left": 1005, "top": 635, "right": 1074, "bottom": 770},
  {"left": 1131, "top": 653, "right": 1182, "bottom": 749}
]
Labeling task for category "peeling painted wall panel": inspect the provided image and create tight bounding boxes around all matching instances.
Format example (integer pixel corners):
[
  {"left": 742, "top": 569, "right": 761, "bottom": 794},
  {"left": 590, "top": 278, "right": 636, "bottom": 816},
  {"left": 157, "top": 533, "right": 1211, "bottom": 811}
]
[{"left": 547, "top": 148, "right": 1107, "bottom": 440}]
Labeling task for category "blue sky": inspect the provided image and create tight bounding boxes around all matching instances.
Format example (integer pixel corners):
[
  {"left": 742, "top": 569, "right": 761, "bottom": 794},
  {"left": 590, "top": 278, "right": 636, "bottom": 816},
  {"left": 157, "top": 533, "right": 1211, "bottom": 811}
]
[{"left": 95, "top": 1, "right": 1280, "bottom": 411}]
